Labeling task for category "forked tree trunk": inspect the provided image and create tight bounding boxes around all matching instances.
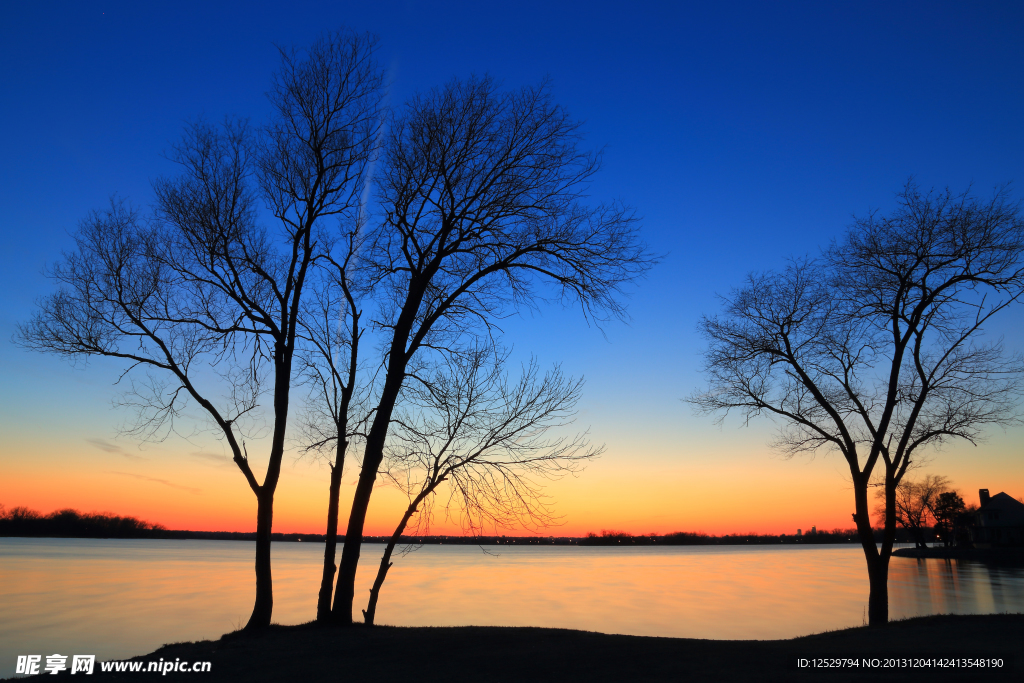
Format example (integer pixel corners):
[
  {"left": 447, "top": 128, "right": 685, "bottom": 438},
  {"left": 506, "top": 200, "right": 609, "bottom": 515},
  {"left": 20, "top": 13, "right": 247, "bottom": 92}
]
[
  {"left": 333, "top": 301, "right": 422, "bottom": 624},
  {"left": 852, "top": 472, "right": 897, "bottom": 628},
  {"left": 245, "top": 490, "right": 275, "bottom": 630},
  {"left": 316, "top": 457, "right": 345, "bottom": 622}
]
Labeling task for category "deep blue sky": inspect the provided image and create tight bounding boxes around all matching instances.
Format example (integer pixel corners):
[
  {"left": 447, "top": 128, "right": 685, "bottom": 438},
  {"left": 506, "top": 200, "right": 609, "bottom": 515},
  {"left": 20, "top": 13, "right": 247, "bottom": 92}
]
[{"left": 2, "top": 1, "right": 1023, "bottom": 532}]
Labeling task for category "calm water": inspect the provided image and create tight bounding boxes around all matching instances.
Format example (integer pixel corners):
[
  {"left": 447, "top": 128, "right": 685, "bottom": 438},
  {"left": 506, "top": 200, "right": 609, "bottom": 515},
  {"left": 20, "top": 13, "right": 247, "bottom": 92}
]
[{"left": 3, "top": 538, "right": 1024, "bottom": 672}]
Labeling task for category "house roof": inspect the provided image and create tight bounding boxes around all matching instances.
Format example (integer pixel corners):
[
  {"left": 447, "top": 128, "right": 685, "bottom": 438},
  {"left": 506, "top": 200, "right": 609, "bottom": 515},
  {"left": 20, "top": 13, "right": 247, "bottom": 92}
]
[{"left": 980, "top": 492, "right": 1024, "bottom": 525}]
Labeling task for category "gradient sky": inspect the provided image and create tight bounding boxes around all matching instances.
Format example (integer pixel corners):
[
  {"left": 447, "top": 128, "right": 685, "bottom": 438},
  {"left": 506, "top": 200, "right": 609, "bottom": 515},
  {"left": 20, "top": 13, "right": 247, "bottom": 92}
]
[{"left": 2, "top": 1, "right": 1023, "bottom": 536}]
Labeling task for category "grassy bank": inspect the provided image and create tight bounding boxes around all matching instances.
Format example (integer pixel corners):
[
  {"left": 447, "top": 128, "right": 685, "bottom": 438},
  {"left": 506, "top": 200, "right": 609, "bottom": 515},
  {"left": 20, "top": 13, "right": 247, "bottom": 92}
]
[{"left": 17, "top": 614, "right": 1021, "bottom": 682}]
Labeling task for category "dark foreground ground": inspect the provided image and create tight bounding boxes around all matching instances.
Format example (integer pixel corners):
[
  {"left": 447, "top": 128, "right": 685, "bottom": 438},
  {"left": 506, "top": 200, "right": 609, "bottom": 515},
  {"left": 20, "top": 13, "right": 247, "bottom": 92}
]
[{"left": 16, "top": 614, "right": 1022, "bottom": 683}]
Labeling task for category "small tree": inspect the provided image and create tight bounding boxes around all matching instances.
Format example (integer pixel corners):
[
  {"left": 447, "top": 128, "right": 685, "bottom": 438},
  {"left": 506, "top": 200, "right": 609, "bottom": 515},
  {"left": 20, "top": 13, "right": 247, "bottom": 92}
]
[
  {"left": 331, "top": 76, "right": 654, "bottom": 623},
  {"left": 692, "top": 184, "right": 1024, "bottom": 626},
  {"left": 362, "top": 347, "right": 598, "bottom": 625},
  {"left": 16, "top": 29, "right": 384, "bottom": 630},
  {"left": 932, "top": 491, "right": 967, "bottom": 546}
]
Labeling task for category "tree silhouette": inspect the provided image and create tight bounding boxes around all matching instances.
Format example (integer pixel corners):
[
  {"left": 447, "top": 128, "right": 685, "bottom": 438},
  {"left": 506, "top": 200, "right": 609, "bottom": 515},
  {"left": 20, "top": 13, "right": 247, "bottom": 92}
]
[
  {"left": 331, "top": 76, "right": 654, "bottom": 623},
  {"left": 692, "top": 184, "right": 1024, "bottom": 626},
  {"left": 932, "top": 491, "right": 967, "bottom": 546},
  {"left": 362, "top": 346, "right": 598, "bottom": 625},
  {"left": 15, "top": 29, "right": 384, "bottom": 630}
]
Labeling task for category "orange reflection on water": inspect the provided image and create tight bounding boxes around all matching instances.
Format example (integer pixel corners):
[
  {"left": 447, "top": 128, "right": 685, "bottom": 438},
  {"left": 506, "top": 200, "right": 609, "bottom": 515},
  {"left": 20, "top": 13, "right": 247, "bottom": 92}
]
[
  {"left": 4, "top": 538, "right": 1024, "bottom": 671},
  {"left": 368, "top": 544, "right": 874, "bottom": 639},
  {"left": 888, "top": 556, "right": 1024, "bottom": 619}
]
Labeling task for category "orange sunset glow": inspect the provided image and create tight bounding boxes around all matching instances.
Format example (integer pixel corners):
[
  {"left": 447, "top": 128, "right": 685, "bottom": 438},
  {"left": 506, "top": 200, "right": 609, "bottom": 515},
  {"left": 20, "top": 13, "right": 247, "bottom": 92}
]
[{"left": 4, "top": 417, "right": 1021, "bottom": 537}]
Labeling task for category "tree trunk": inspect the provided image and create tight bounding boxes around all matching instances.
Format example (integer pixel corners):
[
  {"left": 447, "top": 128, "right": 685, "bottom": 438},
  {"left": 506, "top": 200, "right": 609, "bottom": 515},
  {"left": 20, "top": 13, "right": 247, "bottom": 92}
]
[
  {"left": 332, "top": 344, "right": 415, "bottom": 623},
  {"left": 873, "top": 472, "right": 898, "bottom": 627},
  {"left": 855, "top": 528, "right": 889, "bottom": 627},
  {"left": 362, "top": 492, "right": 427, "bottom": 625},
  {"left": 867, "top": 555, "right": 889, "bottom": 626},
  {"left": 362, "top": 552, "right": 394, "bottom": 627},
  {"left": 332, "top": 279, "right": 426, "bottom": 624},
  {"left": 851, "top": 470, "right": 890, "bottom": 628},
  {"left": 332, "top": 464, "right": 377, "bottom": 623},
  {"left": 240, "top": 334, "right": 292, "bottom": 630},
  {"left": 244, "top": 490, "right": 274, "bottom": 630},
  {"left": 316, "top": 456, "right": 344, "bottom": 622}
]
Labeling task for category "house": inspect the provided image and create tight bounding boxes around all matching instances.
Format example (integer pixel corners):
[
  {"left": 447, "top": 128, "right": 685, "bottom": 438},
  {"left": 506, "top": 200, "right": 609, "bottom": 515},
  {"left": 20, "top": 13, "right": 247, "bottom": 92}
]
[{"left": 970, "top": 489, "right": 1024, "bottom": 548}]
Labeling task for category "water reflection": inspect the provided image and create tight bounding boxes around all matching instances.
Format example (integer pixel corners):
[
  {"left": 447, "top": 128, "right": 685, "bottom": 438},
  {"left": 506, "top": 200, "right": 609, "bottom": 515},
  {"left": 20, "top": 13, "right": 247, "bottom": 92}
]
[
  {"left": 2, "top": 538, "right": 1023, "bottom": 673},
  {"left": 889, "top": 556, "right": 1024, "bottom": 619}
]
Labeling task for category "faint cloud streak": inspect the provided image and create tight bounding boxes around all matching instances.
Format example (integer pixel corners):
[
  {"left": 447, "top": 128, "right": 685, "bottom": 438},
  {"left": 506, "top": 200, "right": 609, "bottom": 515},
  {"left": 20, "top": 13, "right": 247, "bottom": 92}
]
[
  {"left": 189, "top": 451, "right": 234, "bottom": 468},
  {"left": 87, "top": 438, "right": 147, "bottom": 462},
  {"left": 106, "top": 471, "right": 201, "bottom": 495}
]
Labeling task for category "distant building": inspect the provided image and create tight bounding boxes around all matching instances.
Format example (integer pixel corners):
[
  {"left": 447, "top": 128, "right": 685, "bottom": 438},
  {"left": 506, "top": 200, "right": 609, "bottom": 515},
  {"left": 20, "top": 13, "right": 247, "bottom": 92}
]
[
  {"left": 970, "top": 489, "right": 1024, "bottom": 548},
  {"left": 796, "top": 529, "right": 802, "bottom": 536}
]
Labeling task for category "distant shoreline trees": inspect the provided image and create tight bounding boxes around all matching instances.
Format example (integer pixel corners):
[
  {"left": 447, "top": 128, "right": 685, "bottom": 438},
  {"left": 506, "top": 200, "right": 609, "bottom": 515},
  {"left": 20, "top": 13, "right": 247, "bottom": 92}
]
[
  {"left": 873, "top": 474, "right": 951, "bottom": 548},
  {"left": 579, "top": 529, "right": 893, "bottom": 545},
  {"left": 872, "top": 474, "right": 978, "bottom": 548},
  {"left": 0, "top": 506, "right": 165, "bottom": 538},
  {"left": 0, "top": 505, "right": 894, "bottom": 545}
]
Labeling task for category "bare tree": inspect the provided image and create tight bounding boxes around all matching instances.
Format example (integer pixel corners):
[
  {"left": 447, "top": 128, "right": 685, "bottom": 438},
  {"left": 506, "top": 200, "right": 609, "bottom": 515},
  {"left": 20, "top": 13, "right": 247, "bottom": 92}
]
[
  {"left": 295, "top": 227, "right": 372, "bottom": 622},
  {"left": 873, "top": 474, "right": 950, "bottom": 548},
  {"left": 691, "top": 184, "right": 1024, "bottom": 626},
  {"left": 332, "top": 76, "right": 654, "bottom": 623},
  {"left": 15, "top": 29, "right": 384, "bottom": 630},
  {"left": 361, "top": 346, "right": 598, "bottom": 625}
]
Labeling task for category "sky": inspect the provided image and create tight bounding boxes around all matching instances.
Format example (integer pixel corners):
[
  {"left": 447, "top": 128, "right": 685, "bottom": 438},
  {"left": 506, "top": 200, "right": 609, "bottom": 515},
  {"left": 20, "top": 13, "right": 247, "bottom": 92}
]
[{"left": 1, "top": 0, "right": 1023, "bottom": 537}]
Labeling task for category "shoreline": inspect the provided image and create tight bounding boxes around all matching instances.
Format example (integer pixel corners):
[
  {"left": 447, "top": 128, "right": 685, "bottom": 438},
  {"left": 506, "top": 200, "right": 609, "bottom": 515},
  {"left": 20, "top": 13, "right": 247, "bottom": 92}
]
[
  {"left": 892, "top": 547, "right": 1024, "bottom": 563},
  {"left": 15, "top": 614, "right": 1022, "bottom": 682},
  {"left": 1, "top": 532, "right": 910, "bottom": 546}
]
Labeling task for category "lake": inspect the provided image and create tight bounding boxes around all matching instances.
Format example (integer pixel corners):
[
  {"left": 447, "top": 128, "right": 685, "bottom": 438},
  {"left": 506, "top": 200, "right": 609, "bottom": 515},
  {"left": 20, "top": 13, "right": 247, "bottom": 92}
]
[{"left": 3, "top": 538, "right": 1024, "bottom": 673}]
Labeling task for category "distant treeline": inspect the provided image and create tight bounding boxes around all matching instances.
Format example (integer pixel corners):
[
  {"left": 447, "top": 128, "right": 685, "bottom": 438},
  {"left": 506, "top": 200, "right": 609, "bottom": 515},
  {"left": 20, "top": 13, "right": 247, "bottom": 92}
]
[
  {"left": 1, "top": 506, "right": 915, "bottom": 544},
  {"left": 0, "top": 506, "right": 167, "bottom": 538},
  {"left": 577, "top": 529, "right": 906, "bottom": 545}
]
